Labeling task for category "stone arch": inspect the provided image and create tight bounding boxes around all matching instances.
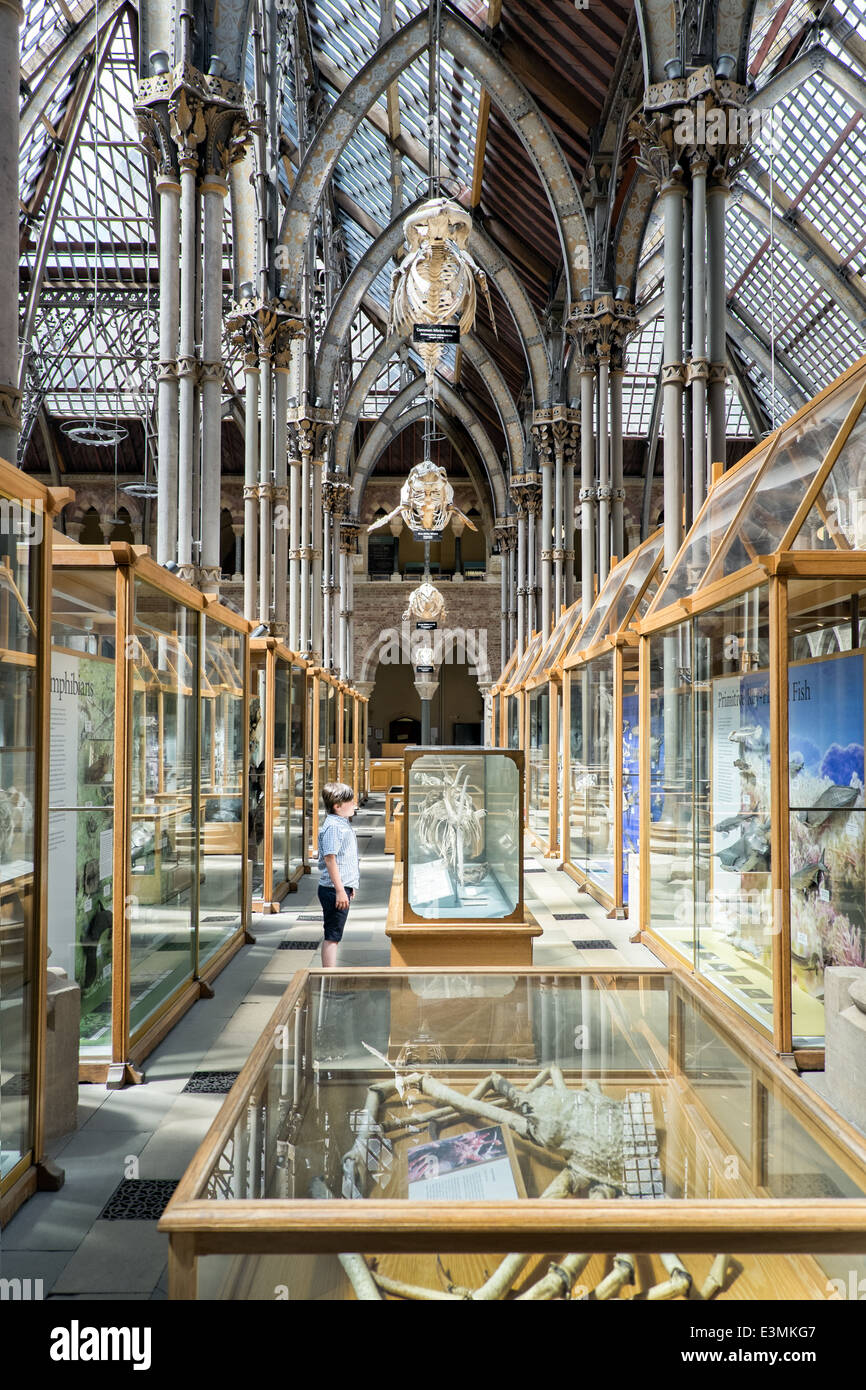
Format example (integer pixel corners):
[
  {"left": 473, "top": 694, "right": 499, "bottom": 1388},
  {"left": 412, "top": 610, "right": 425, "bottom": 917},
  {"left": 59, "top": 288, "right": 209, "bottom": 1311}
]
[
  {"left": 336, "top": 329, "right": 522, "bottom": 488},
  {"left": 316, "top": 204, "right": 551, "bottom": 409},
  {"left": 277, "top": 8, "right": 590, "bottom": 312},
  {"left": 349, "top": 380, "right": 507, "bottom": 518},
  {"left": 352, "top": 400, "right": 497, "bottom": 536}
]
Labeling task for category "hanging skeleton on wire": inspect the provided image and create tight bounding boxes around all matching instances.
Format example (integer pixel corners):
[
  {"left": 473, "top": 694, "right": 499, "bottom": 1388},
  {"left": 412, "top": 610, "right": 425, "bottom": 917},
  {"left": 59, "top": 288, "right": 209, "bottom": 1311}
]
[{"left": 389, "top": 198, "right": 497, "bottom": 385}]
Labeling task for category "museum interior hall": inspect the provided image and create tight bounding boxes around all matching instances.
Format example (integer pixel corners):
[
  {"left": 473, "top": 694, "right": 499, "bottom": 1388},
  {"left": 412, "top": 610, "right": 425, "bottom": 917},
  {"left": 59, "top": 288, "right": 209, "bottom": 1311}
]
[{"left": 5, "top": 0, "right": 866, "bottom": 1311}]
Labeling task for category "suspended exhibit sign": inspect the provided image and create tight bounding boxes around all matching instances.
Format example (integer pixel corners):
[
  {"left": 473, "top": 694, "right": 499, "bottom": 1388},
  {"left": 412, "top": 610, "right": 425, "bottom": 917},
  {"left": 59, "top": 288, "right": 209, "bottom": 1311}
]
[
  {"left": 389, "top": 197, "right": 495, "bottom": 385},
  {"left": 413, "top": 324, "right": 460, "bottom": 345},
  {"left": 416, "top": 622, "right": 438, "bottom": 631},
  {"left": 412, "top": 527, "right": 442, "bottom": 542}
]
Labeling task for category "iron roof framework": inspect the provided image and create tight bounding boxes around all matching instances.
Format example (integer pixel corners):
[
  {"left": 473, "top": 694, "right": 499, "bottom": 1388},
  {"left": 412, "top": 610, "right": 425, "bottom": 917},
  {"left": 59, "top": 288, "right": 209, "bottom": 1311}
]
[{"left": 14, "top": 0, "right": 866, "bottom": 508}]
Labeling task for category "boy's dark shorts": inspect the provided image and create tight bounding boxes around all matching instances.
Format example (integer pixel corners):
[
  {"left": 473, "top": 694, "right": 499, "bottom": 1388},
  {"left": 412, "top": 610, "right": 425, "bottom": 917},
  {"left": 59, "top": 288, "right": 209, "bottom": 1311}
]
[{"left": 318, "top": 884, "right": 355, "bottom": 942}]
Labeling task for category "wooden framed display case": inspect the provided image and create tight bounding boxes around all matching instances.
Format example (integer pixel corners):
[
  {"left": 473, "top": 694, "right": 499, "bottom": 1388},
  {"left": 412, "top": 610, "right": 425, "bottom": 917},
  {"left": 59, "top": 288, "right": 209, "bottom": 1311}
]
[
  {"left": 492, "top": 650, "right": 517, "bottom": 750},
  {"left": 523, "top": 600, "right": 586, "bottom": 857},
  {"left": 637, "top": 356, "right": 866, "bottom": 1062},
  {"left": 307, "top": 671, "right": 366, "bottom": 855},
  {"left": 370, "top": 757, "right": 403, "bottom": 793},
  {"left": 0, "top": 460, "right": 71, "bottom": 1227},
  {"left": 250, "top": 639, "right": 307, "bottom": 913},
  {"left": 383, "top": 785, "right": 403, "bottom": 854},
  {"left": 387, "top": 748, "right": 539, "bottom": 966},
  {"left": 358, "top": 695, "right": 369, "bottom": 803},
  {"left": 559, "top": 532, "right": 665, "bottom": 916},
  {"left": 49, "top": 542, "right": 251, "bottom": 1086},
  {"left": 503, "top": 631, "right": 544, "bottom": 821},
  {"left": 161, "top": 964, "right": 866, "bottom": 1301}
]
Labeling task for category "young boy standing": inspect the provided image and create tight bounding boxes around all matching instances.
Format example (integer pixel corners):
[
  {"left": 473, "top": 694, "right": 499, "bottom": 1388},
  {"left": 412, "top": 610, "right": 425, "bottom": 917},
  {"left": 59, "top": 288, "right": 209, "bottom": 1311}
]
[{"left": 317, "top": 782, "right": 359, "bottom": 967}]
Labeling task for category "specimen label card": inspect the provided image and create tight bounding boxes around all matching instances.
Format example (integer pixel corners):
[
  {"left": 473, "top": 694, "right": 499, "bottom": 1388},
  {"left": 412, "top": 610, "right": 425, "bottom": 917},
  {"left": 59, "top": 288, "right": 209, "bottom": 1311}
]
[{"left": 407, "top": 1125, "right": 519, "bottom": 1202}]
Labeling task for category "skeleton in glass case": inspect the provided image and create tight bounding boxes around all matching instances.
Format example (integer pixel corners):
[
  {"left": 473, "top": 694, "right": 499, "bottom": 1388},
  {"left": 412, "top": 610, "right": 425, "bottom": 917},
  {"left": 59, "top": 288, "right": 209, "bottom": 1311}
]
[
  {"left": 416, "top": 763, "right": 486, "bottom": 897},
  {"left": 313, "top": 1066, "right": 734, "bottom": 1302}
]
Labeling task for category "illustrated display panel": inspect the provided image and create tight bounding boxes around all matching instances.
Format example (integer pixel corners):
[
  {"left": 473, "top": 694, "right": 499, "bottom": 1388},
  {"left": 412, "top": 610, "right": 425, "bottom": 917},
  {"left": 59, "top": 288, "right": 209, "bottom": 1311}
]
[
  {"left": 405, "top": 751, "right": 521, "bottom": 920},
  {"left": 787, "top": 579, "right": 866, "bottom": 1046},
  {"left": 48, "top": 567, "right": 118, "bottom": 1055},
  {"left": 272, "top": 658, "right": 291, "bottom": 892},
  {"left": 621, "top": 665, "right": 640, "bottom": 904},
  {"left": 289, "top": 667, "right": 305, "bottom": 878},
  {"left": 0, "top": 495, "right": 41, "bottom": 1179},
  {"left": 568, "top": 655, "right": 616, "bottom": 898},
  {"left": 183, "top": 971, "right": 866, "bottom": 1301},
  {"left": 249, "top": 656, "right": 266, "bottom": 898},
  {"left": 128, "top": 578, "right": 198, "bottom": 1037},
  {"left": 199, "top": 619, "right": 245, "bottom": 966},
  {"left": 527, "top": 688, "right": 549, "bottom": 841}
]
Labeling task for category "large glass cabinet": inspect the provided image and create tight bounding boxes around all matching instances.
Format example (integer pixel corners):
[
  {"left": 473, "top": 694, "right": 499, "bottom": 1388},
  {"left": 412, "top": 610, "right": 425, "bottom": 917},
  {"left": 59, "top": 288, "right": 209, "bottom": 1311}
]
[
  {"left": 561, "top": 533, "right": 664, "bottom": 914},
  {"left": 639, "top": 356, "right": 866, "bottom": 1058},
  {"left": 0, "top": 462, "right": 59, "bottom": 1225},
  {"left": 250, "top": 638, "right": 307, "bottom": 913},
  {"left": 161, "top": 965, "right": 866, "bottom": 1300},
  {"left": 49, "top": 545, "right": 250, "bottom": 1084},
  {"left": 401, "top": 748, "right": 524, "bottom": 924}
]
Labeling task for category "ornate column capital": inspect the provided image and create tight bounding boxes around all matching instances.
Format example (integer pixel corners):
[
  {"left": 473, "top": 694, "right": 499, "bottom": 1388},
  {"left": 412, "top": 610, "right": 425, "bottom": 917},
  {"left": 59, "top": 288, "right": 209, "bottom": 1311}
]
[
  {"left": 227, "top": 296, "right": 305, "bottom": 362},
  {"left": 509, "top": 471, "right": 543, "bottom": 516},
  {"left": 340, "top": 515, "right": 361, "bottom": 550},
  {"left": 0, "top": 384, "right": 23, "bottom": 432},
  {"left": 322, "top": 472, "right": 352, "bottom": 516}
]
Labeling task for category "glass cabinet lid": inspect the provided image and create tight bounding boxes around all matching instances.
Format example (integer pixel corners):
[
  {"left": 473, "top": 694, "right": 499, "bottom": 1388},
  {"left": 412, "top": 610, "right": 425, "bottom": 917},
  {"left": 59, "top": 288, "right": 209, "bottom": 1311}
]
[{"left": 173, "top": 969, "right": 866, "bottom": 1238}]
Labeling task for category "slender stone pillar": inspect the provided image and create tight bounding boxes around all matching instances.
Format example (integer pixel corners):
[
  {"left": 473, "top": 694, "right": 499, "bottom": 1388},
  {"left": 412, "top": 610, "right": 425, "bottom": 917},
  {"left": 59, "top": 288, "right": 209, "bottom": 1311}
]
[
  {"left": 539, "top": 449, "right": 553, "bottom": 638},
  {"left": 579, "top": 355, "right": 595, "bottom": 618},
  {"left": 288, "top": 442, "right": 301, "bottom": 649},
  {"left": 610, "top": 361, "right": 625, "bottom": 565},
  {"left": 176, "top": 146, "right": 199, "bottom": 579},
  {"left": 311, "top": 455, "right": 324, "bottom": 661},
  {"left": 298, "top": 428, "right": 312, "bottom": 652},
  {"left": 690, "top": 151, "right": 710, "bottom": 515},
  {"left": 597, "top": 344, "right": 611, "bottom": 586},
  {"left": 242, "top": 354, "right": 259, "bottom": 623},
  {"left": 707, "top": 171, "right": 729, "bottom": 473},
  {"left": 258, "top": 351, "right": 273, "bottom": 628},
  {"left": 0, "top": 0, "right": 21, "bottom": 461},
  {"left": 231, "top": 522, "right": 243, "bottom": 581},
  {"left": 515, "top": 509, "right": 527, "bottom": 653},
  {"left": 199, "top": 174, "right": 227, "bottom": 594},
  {"left": 155, "top": 174, "right": 180, "bottom": 565},
  {"left": 563, "top": 415, "right": 578, "bottom": 609},
  {"left": 272, "top": 334, "right": 291, "bottom": 637},
  {"left": 661, "top": 172, "right": 686, "bottom": 571}
]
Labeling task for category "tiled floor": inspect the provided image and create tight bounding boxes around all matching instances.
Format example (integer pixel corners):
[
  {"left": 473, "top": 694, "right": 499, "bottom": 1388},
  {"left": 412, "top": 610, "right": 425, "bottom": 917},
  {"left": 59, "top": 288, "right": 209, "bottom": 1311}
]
[{"left": 0, "top": 797, "right": 663, "bottom": 1299}]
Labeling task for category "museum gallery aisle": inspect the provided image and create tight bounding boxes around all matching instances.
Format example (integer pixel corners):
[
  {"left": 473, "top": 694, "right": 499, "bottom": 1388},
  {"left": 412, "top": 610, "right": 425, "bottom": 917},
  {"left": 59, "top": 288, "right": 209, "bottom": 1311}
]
[{"left": 0, "top": 798, "right": 647, "bottom": 1297}]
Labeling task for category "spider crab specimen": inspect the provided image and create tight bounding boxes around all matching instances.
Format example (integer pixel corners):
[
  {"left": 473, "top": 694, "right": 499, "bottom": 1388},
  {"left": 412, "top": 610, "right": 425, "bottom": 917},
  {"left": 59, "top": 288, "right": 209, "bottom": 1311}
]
[
  {"left": 416, "top": 764, "right": 486, "bottom": 891},
  {"left": 389, "top": 197, "right": 496, "bottom": 385},
  {"left": 313, "top": 1066, "right": 735, "bottom": 1302}
]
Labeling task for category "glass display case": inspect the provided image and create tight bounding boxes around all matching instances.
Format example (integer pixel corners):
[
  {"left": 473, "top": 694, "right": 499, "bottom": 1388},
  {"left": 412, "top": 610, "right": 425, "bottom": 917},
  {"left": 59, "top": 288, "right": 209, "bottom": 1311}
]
[
  {"left": 523, "top": 600, "right": 586, "bottom": 855},
  {"left": 160, "top": 965, "right": 866, "bottom": 1300},
  {"left": 49, "top": 544, "right": 251, "bottom": 1084},
  {"left": 401, "top": 749, "right": 524, "bottom": 924},
  {"left": 307, "top": 671, "right": 365, "bottom": 852},
  {"left": 250, "top": 639, "right": 307, "bottom": 913},
  {"left": 638, "top": 356, "right": 866, "bottom": 1058},
  {"left": 562, "top": 533, "right": 664, "bottom": 914},
  {"left": 0, "top": 461, "right": 62, "bottom": 1224}
]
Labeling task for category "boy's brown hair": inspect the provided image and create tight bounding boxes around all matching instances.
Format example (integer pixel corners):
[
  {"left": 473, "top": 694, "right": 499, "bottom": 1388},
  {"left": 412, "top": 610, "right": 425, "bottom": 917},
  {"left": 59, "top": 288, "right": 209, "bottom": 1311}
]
[{"left": 322, "top": 781, "right": 355, "bottom": 813}]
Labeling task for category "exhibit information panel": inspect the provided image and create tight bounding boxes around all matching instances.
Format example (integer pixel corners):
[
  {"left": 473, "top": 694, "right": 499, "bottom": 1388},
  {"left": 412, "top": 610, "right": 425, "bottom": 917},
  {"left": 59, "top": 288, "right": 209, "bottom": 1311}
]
[
  {"left": 403, "top": 750, "right": 521, "bottom": 921},
  {"left": 648, "top": 582, "right": 866, "bottom": 1046},
  {"left": 0, "top": 493, "right": 42, "bottom": 1181},
  {"left": 162, "top": 969, "right": 866, "bottom": 1301}
]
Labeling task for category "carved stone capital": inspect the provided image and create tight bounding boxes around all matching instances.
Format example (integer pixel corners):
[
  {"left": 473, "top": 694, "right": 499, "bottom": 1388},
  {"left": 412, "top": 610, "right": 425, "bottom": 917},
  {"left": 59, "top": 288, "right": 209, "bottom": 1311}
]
[
  {"left": 271, "top": 621, "right": 289, "bottom": 641},
  {"left": 0, "top": 383, "right": 23, "bottom": 430},
  {"left": 662, "top": 361, "right": 687, "bottom": 387},
  {"left": 708, "top": 362, "right": 727, "bottom": 386},
  {"left": 272, "top": 485, "right": 289, "bottom": 505},
  {"left": 176, "top": 354, "right": 198, "bottom": 381},
  {"left": 579, "top": 486, "right": 597, "bottom": 504},
  {"left": 199, "top": 361, "right": 225, "bottom": 386},
  {"left": 243, "top": 484, "right": 259, "bottom": 502},
  {"left": 687, "top": 356, "right": 710, "bottom": 384},
  {"left": 158, "top": 360, "right": 178, "bottom": 383},
  {"left": 176, "top": 562, "right": 198, "bottom": 584},
  {"left": 322, "top": 472, "right": 352, "bottom": 516}
]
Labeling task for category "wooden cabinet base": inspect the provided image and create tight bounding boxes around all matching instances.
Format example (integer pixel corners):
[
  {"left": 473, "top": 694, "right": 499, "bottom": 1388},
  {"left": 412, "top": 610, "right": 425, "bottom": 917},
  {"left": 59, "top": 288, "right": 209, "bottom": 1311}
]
[{"left": 387, "top": 922, "right": 541, "bottom": 967}]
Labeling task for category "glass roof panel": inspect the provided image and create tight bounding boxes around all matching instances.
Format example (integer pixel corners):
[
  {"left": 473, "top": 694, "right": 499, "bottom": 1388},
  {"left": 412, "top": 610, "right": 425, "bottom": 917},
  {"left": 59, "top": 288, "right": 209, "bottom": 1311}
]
[
  {"left": 792, "top": 387, "right": 866, "bottom": 551},
  {"left": 532, "top": 600, "right": 582, "bottom": 679},
  {"left": 568, "top": 555, "right": 636, "bottom": 656},
  {"left": 604, "top": 530, "right": 664, "bottom": 636},
  {"left": 648, "top": 444, "right": 773, "bottom": 612},
  {"left": 701, "top": 365, "right": 866, "bottom": 584},
  {"left": 748, "top": 0, "right": 814, "bottom": 90},
  {"left": 508, "top": 630, "right": 543, "bottom": 690}
]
